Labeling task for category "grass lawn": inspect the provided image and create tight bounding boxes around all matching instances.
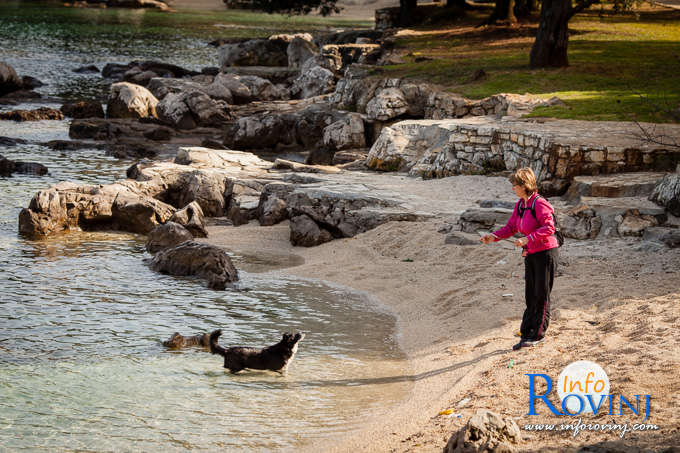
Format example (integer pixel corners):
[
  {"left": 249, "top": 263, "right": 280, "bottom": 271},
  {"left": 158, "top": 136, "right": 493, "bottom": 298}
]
[{"left": 379, "top": 2, "right": 680, "bottom": 123}]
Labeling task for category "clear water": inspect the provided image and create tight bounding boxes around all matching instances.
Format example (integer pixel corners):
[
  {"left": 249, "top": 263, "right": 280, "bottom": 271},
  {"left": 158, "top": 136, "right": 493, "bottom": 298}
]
[
  {"left": 0, "top": 2, "right": 232, "bottom": 101},
  {"left": 0, "top": 5, "right": 410, "bottom": 450}
]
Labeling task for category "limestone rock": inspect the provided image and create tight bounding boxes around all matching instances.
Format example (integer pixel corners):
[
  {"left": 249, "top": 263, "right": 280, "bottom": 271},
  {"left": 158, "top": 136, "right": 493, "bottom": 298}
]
[
  {"left": 290, "top": 214, "right": 333, "bottom": 247},
  {"left": 287, "top": 36, "right": 319, "bottom": 69},
  {"left": 259, "top": 195, "right": 287, "bottom": 226},
  {"left": 323, "top": 113, "right": 366, "bottom": 150},
  {"left": 257, "top": 182, "right": 294, "bottom": 226},
  {"left": 366, "top": 87, "right": 408, "bottom": 121},
  {"left": 145, "top": 222, "right": 193, "bottom": 254},
  {"left": 0, "top": 61, "right": 22, "bottom": 96},
  {"left": 0, "top": 107, "right": 64, "bottom": 121},
  {"left": 156, "top": 91, "right": 230, "bottom": 129},
  {"left": 290, "top": 65, "right": 335, "bottom": 99},
  {"left": 111, "top": 190, "right": 175, "bottom": 233},
  {"left": 219, "top": 66, "right": 298, "bottom": 85},
  {"left": 649, "top": 173, "right": 680, "bottom": 216},
  {"left": 18, "top": 188, "right": 67, "bottom": 237},
  {"left": 151, "top": 241, "right": 239, "bottom": 290},
  {"left": 557, "top": 205, "right": 602, "bottom": 240},
  {"left": 444, "top": 409, "right": 521, "bottom": 453},
  {"left": 173, "top": 170, "right": 230, "bottom": 217},
  {"left": 235, "top": 74, "right": 288, "bottom": 101},
  {"left": 107, "top": 82, "right": 159, "bottom": 119},
  {"left": 156, "top": 92, "right": 196, "bottom": 129},
  {"left": 273, "top": 159, "right": 341, "bottom": 174},
  {"left": 567, "top": 173, "right": 665, "bottom": 202},
  {"left": 617, "top": 209, "right": 658, "bottom": 237},
  {"left": 445, "top": 232, "right": 480, "bottom": 246},
  {"left": 225, "top": 103, "right": 347, "bottom": 152},
  {"left": 169, "top": 201, "right": 208, "bottom": 238},
  {"left": 147, "top": 77, "right": 207, "bottom": 101},
  {"left": 458, "top": 208, "right": 513, "bottom": 233},
  {"left": 218, "top": 38, "right": 288, "bottom": 69},
  {"left": 332, "top": 149, "right": 369, "bottom": 165},
  {"left": 285, "top": 185, "right": 425, "bottom": 245},
  {"left": 61, "top": 101, "right": 105, "bottom": 119}
]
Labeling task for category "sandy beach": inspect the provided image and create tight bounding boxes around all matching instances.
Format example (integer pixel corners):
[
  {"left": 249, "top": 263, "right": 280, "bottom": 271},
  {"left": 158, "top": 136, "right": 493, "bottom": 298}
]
[{"left": 204, "top": 174, "right": 680, "bottom": 452}]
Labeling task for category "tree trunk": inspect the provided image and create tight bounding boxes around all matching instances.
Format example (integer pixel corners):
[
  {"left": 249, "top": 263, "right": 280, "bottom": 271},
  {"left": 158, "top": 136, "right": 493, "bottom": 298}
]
[
  {"left": 484, "top": 0, "right": 517, "bottom": 24},
  {"left": 529, "top": 0, "right": 571, "bottom": 68},
  {"left": 399, "top": 0, "right": 418, "bottom": 26},
  {"left": 514, "top": 0, "right": 537, "bottom": 17}
]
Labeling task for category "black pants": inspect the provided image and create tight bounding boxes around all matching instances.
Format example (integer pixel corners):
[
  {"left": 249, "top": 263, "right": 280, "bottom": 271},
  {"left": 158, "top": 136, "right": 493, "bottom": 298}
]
[{"left": 521, "top": 248, "right": 558, "bottom": 341}]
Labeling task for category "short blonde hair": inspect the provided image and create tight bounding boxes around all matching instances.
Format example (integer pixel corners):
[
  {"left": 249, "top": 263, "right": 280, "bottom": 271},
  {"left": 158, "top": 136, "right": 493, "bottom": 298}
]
[{"left": 509, "top": 167, "right": 537, "bottom": 194}]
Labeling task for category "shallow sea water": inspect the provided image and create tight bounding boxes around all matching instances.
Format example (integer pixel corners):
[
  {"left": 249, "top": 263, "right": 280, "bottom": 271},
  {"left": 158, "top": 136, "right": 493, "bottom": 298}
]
[{"left": 0, "top": 5, "right": 411, "bottom": 449}]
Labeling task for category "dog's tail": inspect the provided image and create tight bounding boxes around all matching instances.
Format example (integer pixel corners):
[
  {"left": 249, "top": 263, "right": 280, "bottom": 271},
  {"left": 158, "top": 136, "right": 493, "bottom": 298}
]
[{"left": 209, "top": 329, "right": 226, "bottom": 357}]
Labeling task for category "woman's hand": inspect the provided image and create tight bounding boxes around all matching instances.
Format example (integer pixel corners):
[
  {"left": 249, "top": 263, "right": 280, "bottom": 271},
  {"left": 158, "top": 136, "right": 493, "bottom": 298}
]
[
  {"left": 514, "top": 237, "right": 528, "bottom": 247},
  {"left": 480, "top": 234, "right": 495, "bottom": 245}
]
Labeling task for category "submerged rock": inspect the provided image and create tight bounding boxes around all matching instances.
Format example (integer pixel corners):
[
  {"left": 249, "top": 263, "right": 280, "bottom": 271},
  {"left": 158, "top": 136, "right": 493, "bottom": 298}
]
[
  {"left": 0, "top": 107, "right": 64, "bottom": 121},
  {"left": 0, "top": 155, "right": 48, "bottom": 176},
  {"left": 151, "top": 241, "right": 239, "bottom": 290},
  {"left": 145, "top": 221, "right": 193, "bottom": 254},
  {"left": 61, "top": 101, "right": 105, "bottom": 119}
]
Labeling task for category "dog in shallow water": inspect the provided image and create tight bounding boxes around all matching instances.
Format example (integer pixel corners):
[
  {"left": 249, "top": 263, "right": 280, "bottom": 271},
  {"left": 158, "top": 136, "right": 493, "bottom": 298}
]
[
  {"left": 209, "top": 329, "right": 304, "bottom": 374},
  {"left": 162, "top": 332, "right": 211, "bottom": 349}
]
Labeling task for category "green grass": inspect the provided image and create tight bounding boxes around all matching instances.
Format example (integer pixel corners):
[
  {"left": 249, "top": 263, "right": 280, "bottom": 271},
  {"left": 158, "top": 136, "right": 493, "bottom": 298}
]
[{"left": 381, "top": 4, "right": 680, "bottom": 122}]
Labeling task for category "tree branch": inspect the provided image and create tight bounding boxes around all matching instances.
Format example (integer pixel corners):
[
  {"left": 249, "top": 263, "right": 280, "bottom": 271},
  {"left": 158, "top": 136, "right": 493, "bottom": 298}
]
[{"left": 568, "top": 0, "right": 600, "bottom": 19}]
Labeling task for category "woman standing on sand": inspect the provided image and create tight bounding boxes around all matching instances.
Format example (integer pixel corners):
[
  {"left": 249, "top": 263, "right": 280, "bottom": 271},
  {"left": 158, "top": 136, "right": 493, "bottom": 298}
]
[{"left": 480, "top": 167, "right": 559, "bottom": 351}]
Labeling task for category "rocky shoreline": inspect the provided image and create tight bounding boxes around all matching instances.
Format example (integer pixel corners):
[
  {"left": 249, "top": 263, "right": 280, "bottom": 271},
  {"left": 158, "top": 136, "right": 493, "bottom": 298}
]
[
  {"left": 6, "top": 28, "right": 680, "bottom": 288},
  {"left": 4, "top": 25, "right": 680, "bottom": 450}
]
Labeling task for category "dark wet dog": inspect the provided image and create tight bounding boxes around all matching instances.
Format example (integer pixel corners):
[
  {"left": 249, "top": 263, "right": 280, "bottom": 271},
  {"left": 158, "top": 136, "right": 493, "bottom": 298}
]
[
  {"left": 162, "top": 332, "right": 210, "bottom": 349},
  {"left": 209, "top": 329, "right": 304, "bottom": 374}
]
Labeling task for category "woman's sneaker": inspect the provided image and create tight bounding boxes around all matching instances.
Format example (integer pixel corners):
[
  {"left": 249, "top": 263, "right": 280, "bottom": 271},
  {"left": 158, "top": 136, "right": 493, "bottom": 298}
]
[{"left": 512, "top": 338, "right": 544, "bottom": 350}]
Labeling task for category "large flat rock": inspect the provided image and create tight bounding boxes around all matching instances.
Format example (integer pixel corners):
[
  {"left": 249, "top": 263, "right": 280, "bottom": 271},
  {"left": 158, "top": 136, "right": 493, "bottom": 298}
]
[
  {"left": 366, "top": 117, "right": 680, "bottom": 181},
  {"left": 566, "top": 172, "right": 667, "bottom": 202}
]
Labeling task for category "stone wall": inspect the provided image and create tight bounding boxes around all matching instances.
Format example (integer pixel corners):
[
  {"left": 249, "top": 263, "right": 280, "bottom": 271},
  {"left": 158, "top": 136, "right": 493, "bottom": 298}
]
[{"left": 366, "top": 117, "right": 680, "bottom": 181}]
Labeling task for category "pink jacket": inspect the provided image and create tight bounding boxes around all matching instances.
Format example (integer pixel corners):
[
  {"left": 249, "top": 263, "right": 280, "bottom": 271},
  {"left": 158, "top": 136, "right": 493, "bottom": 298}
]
[{"left": 492, "top": 193, "right": 559, "bottom": 255}]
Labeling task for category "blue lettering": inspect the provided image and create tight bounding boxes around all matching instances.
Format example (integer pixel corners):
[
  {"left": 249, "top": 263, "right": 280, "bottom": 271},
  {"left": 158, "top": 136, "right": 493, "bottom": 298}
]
[
  {"left": 525, "top": 373, "right": 562, "bottom": 416},
  {"left": 620, "top": 395, "right": 640, "bottom": 417},
  {"left": 643, "top": 395, "right": 651, "bottom": 421},
  {"left": 562, "top": 394, "right": 584, "bottom": 416},
  {"left": 585, "top": 394, "right": 608, "bottom": 415}
]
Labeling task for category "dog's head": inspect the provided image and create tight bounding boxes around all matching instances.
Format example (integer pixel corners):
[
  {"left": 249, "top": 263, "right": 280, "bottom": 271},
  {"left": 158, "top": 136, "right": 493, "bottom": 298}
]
[
  {"left": 162, "top": 332, "right": 185, "bottom": 348},
  {"left": 281, "top": 332, "right": 304, "bottom": 349}
]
